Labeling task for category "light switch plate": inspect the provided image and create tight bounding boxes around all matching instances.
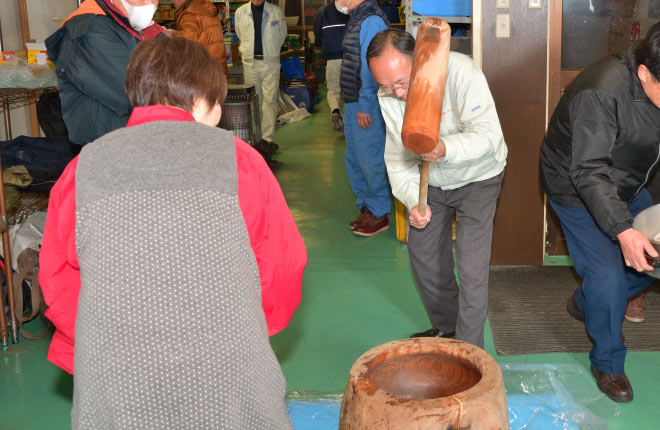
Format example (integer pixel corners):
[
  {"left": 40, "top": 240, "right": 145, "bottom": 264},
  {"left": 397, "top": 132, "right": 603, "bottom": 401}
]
[
  {"left": 496, "top": 0, "right": 509, "bottom": 8},
  {"left": 496, "top": 14, "right": 510, "bottom": 38},
  {"left": 529, "top": 0, "right": 542, "bottom": 8}
]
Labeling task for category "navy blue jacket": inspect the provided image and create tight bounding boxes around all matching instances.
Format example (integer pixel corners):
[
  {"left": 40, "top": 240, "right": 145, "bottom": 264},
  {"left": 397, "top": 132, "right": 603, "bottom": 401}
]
[
  {"left": 313, "top": 5, "right": 349, "bottom": 60},
  {"left": 46, "top": 0, "right": 161, "bottom": 145}
]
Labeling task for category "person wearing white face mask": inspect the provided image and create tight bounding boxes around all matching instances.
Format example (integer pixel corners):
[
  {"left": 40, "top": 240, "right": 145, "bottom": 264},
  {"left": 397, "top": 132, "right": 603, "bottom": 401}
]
[
  {"left": 235, "top": 0, "right": 287, "bottom": 151},
  {"left": 116, "top": 0, "right": 157, "bottom": 30},
  {"left": 313, "top": 3, "right": 349, "bottom": 132},
  {"left": 46, "top": 0, "right": 163, "bottom": 146}
]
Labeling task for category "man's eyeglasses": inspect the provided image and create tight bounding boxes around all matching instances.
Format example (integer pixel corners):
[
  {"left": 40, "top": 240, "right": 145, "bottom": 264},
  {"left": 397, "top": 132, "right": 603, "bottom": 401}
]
[{"left": 380, "top": 82, "right": 408, "bottom": 94}]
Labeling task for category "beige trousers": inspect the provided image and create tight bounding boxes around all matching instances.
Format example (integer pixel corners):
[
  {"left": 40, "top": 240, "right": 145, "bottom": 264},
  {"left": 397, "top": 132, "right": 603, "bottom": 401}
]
[
  {"left": 326, "top": 59, "right": 342, "bottom": 113},
  {"left": 243, "top": 59, "right": 281, "bottom": 143}
]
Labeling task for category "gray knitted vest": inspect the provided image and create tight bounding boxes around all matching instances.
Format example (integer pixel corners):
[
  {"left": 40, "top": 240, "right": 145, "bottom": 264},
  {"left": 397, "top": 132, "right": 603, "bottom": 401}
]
[{"left": 72, "top": 121, "right": 291, "bottom": 429}]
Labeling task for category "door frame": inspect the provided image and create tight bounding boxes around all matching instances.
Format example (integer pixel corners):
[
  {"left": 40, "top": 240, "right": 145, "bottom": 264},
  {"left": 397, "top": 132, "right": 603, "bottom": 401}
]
[{"left": 544, "top": 0, "right": 580, "bottom": 258}]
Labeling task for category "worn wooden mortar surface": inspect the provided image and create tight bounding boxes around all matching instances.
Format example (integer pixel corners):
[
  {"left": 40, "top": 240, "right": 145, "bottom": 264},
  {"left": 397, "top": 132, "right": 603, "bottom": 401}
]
[{"left": 339, "top": 338, "right": 509, "bottom": 430}]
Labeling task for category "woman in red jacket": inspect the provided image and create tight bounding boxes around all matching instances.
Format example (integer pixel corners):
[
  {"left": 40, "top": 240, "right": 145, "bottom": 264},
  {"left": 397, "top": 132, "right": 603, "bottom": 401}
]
[{"left": 39, "top": 36, "right": 305, "bottom": 429}]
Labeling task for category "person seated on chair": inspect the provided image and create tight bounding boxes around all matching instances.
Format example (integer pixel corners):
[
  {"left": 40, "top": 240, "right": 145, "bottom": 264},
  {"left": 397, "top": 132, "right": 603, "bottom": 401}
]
[{"left": 39, "top": 36, "right": 306, "bottom": 429}]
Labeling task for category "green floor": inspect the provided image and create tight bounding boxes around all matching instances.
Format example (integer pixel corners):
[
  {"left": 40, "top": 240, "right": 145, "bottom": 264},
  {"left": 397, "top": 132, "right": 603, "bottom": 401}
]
[{"left": 3, "top": 88, "right": 660, "bottom": 429}]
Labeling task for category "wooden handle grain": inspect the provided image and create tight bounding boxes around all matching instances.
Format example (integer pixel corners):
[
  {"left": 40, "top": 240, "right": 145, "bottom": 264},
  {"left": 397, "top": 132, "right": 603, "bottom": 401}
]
[
  {"left": 418, "top": 161, "right": 430, "bottom": 216},
  {"left": 401, "top": 18, "right": 451, "bottom": 155}
]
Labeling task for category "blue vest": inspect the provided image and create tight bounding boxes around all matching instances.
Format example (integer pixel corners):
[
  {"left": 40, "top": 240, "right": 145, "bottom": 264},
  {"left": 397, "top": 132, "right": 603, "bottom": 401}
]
[{"left": 340, "top": 0, "right": 389, "bottom": 103}]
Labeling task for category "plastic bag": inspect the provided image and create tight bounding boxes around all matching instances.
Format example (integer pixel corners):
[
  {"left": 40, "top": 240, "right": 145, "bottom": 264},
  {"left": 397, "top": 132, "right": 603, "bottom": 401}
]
[
  {"left": 502, "top": 363, "right": 612, "bottom": 429},
  {"left": 0, "top": 61, "right": 58, "bottom": 89},
  {"left": 2, "top": 211, "right": 46, "bottom": 270},
  {"left": 277, "top": 92, "right": 311, "bottom": 124},
  {"left": 282, "top": 364, "right": 613, "bottom": 430},
  {"left": 286, "top": 391, "right": 342, "bottom": 430}
]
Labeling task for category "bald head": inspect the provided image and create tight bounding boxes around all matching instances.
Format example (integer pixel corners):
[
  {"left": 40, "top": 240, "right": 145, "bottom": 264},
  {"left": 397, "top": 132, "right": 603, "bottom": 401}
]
[{"left": 366, "top": 29, "right": 416, "bottom": 100}]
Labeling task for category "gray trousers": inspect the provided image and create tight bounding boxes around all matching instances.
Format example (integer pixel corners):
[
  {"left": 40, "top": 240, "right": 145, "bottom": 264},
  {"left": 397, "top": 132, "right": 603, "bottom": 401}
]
[{"left": 408, "top": 171, "right": 503, "bottom": 348}]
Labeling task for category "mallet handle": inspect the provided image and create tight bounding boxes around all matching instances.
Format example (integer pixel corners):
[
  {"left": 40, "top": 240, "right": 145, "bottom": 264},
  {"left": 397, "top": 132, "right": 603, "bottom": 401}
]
[{"left": 418, "top": 161, "right": 430, "bottom": 216}]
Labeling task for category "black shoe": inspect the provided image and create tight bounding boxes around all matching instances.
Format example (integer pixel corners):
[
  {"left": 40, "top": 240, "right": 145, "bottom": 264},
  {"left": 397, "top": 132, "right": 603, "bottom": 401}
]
[
  {"left": 568, "top": 293, "right": 625, "bottom": 343},
  {"left": 254, "top": 140, "right": 274, "bottom": 158},
  {"left": 410, "top": 328, "right": 455, "bottom": 338},
  {"left": 567, "top": 293, "right": 585, "bottom": 321},
  {"left": 266, "top": 140, "right": 279, "bottom": 152},
  {"left": 268, "top": 159, "right": 282, "bottom": 172},
  {"left": 255, "top": 139, "right": 277, "bottom": 156}
]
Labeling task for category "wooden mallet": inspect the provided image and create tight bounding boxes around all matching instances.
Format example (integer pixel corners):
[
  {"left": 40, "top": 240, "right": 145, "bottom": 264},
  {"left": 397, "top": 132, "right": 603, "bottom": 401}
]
[{"left": 401, "top": 18, "right": 451, "bottom": 217}]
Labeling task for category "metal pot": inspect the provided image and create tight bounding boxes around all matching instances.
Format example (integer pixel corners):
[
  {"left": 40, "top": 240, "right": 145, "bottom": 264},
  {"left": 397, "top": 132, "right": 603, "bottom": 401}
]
[{"left": 632, "top": 203, "right": 660, "bottom": 279}]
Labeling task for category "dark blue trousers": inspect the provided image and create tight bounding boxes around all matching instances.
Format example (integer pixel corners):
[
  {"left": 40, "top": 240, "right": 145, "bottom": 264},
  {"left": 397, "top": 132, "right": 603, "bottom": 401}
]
[{"left": 550, "top": 189, "right": 655, "bottom": 374}]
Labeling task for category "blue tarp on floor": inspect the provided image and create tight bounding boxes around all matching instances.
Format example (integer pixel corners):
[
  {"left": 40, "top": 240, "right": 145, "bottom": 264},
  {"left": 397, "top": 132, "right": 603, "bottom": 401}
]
[{"left": 286, "top": 364, "right": 610, "bottom": 429}]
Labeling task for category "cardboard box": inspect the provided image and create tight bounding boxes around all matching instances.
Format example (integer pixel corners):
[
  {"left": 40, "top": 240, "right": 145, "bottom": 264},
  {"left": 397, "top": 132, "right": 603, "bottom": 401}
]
[
  {"left": 230, "top": 42, "right": 242, "bottom": 66},
  {"left": 26, "top": 43, "right": 55, "bottom": 68}
]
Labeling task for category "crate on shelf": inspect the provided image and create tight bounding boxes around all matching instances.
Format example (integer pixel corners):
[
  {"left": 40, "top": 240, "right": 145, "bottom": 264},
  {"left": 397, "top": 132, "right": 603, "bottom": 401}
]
[{"left": 412, "top": 0, "right": 471, "bottom": 17}]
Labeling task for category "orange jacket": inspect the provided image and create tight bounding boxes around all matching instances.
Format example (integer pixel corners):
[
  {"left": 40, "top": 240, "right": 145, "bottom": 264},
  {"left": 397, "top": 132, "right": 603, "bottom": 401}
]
[{"left": 175, "top": 0, "right": 228, "bottom": 76}]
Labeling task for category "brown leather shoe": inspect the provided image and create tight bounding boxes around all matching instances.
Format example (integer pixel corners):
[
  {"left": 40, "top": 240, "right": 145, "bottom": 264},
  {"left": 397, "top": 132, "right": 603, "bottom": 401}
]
[
  {"left": 590, "top": 365, "right": 633, "bottom": 402},
  {"left": 625, "top": 292, "right": 645, "bottom": 323},
  {"left": 353, "top": 211, "right": 389, "bottom": 237},
  {"left": 349, "top": 207, "right": 368, "bottom": 230}
]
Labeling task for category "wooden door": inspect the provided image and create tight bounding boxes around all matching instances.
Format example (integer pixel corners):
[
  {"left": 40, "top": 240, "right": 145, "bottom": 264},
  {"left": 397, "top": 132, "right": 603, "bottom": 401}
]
[
  {"left": 483, "top": 0, "right": 549, "bottom": 264},
  {"left": 544, "top": 0, "right": 659, "bottom": 256}
]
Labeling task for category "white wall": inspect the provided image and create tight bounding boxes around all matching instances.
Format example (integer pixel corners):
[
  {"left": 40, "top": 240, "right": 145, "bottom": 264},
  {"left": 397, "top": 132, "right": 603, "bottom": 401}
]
[{"left": 0, "top": 0, "right": 76, "bottom": 140}]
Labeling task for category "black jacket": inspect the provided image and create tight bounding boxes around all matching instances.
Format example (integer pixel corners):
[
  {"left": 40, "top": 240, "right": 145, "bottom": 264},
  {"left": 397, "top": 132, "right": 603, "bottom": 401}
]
[
  {"left": 313, "top": 5, "right": 348, "bottom": 60},
  {"left": 540, "top": 45, "right": 660, "bottom": 239}
]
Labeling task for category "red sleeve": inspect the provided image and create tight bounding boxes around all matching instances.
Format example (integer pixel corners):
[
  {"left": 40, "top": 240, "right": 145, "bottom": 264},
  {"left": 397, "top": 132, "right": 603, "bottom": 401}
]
[
  {"left": 235, "top": 137, "right": 307, "bottom": 336},
  {"left": 39, "top": 157, "right": 80, "bottom": 374}
]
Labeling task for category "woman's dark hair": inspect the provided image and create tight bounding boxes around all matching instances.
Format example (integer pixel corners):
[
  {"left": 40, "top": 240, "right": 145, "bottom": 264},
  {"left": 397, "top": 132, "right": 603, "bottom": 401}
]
[
  {"left": 125, "top": 36, "right": 227, "bottom": 111},
  {"left": 366, "top": 28, "right": 416, "bottom": 65},
  {"left": 634, "top": 32, "right": 660, "bottom": 81}
]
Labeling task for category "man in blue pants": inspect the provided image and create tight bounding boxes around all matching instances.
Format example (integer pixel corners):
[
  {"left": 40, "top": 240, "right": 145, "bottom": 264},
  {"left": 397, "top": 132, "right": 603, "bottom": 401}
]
[
  {"left": 336, "top": 0, "right": 391, "bottom": 236},
  {"left": 540, "top": 33, "right": 660, "bottom": 402}
]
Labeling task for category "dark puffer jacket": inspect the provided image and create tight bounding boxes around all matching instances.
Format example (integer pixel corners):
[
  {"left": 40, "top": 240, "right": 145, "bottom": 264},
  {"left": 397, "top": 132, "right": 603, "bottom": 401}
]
[{"left": 539, "top": 45, "right": 660, "bottom": 239}]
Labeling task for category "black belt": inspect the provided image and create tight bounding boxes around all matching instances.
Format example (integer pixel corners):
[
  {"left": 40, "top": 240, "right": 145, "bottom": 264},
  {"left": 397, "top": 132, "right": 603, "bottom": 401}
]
[{"left": 254, "top": 54, "right": 264, "bottom": 60}]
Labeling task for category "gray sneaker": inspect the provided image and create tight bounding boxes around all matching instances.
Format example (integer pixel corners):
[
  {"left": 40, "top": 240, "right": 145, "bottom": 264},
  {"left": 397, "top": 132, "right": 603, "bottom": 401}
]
[{"left": 331, "top": 111, "right": 344, "bottom": 132}]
